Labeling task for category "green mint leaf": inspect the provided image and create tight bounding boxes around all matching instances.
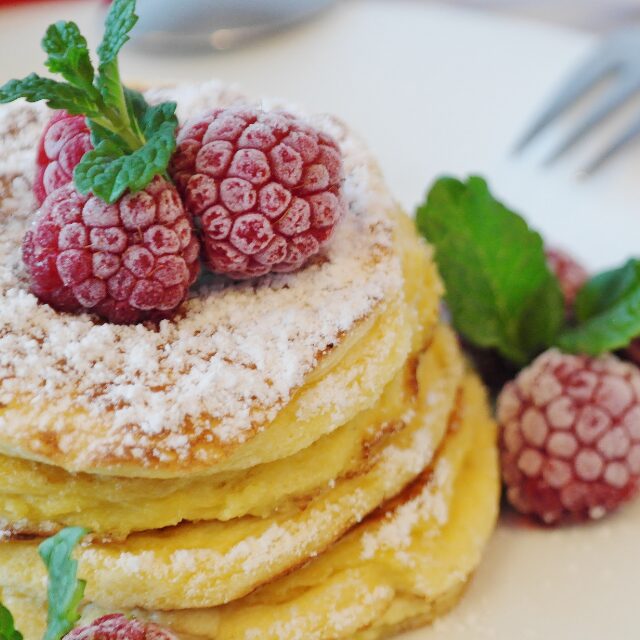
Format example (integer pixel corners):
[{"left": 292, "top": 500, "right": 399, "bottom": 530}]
[
  {"left": 1, "top": 0, "right": 175, "bottom": 198},
  {"left": 575, "top": 259, "right": 638, "bottom": 322},
  {"left": 558, "top": 259, "right": 640, "bottom": 355},
  {"left": 87, "top": 119, "right": 129, "bottom": 153},
  {"left": 0, "top": 74, "right": 100, "bottom": 117},
  {"left": 97, "top": 0, "right": 137, "bottom": 66},
  {"left": 95, "top": 0, "right": 138, "bottom": 123},
  {"left": 42, "top": 21, "right": 95, "bottom": 93},
  {"left": 416, "top": 176, "right": 564, "bottom": 366},
  {"left": 139, "top": 100, "right": 178, "bottom": 138},
  {"left": 75, "top": 103, "right": 177, "bottom": 203},
  {"left": 0, "top": 603, "right": 22, "bottom": 640},
  {"left": 95, "top": 60, "right": 125, "bottom": 122},
  {"left": 124, "top": 86, "right": 151, "bottom": 126},
  {"left": 39, "top": 527, "right": 88, "bottom": 640},
  {"left": 87, "top": 88, "right": 142, "bottom": 150}
]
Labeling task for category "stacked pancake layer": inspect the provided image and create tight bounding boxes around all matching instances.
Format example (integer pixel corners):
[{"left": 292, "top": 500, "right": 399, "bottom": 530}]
[{"left": 0, "top": 82, "right": 499, "bottom": 639}]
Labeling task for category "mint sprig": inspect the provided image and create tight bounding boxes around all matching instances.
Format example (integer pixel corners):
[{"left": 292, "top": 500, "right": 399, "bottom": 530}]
[
  {"left": 0, "top": 75, "right": 101, "bottom": 117},
  {"left": 0, "top": 0, "right": 177, "bottom": 204},
  {"left": 0, "top": 604, "right": 22, "bottom": 640},
  {"left": 416, "top": 176, "right": 565, "bottom": 366},
  {"left": 417, "top": 176, "right": 640, "bottom": 365},
  {"left": 43, "top": 22, "right": 94, "bottom": 93},
  {"left": 558, "top": 259, "right": 640, "bottom": 355},
  {"left": 39, "top": 527, "right": 88, "bottom": 640},
  {"left": 575, "top": 259, "right": 638, "bottom": 323}
]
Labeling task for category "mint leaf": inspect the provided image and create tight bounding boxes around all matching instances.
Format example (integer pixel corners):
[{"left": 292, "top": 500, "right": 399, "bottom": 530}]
[
  {"left": 87, "top": 119, "right": 129, "bottom": 152},
  {"left": 0, "top": 74, "right": 100, "bottom": 117},
  {"left": 558, "top": 260, "right": 640, "bottom": 355},
  {"left": 0, "top": 604, "right": 22, "bottom": 640},
  {"left": 87, "top": 88, "right": 161, "bottom": 152},
  {"left": 575, "top": 259, "right": 638, "bottom": 322},
  {"left": 138, "top": 101, "right": 178, "bottom": 138},
  {"left": 0, "top": 0, "right": 174, "bottom": 199},
  {"left": 124, "top": 86, "right": 148, "bottom": 120},
  {"left": 42, "top": 21, "right": 95, "bottom": 94},
  {"left": 416, "top": 176, "right": 564, "bottom": 365},
  {"left": 97, "top": 0, "right": 137, "bottom": 66},
  {"left": 95, "top": 0, "right": 138, "bottom": 125},
  {"left": 75, "top": 102, "right": 177, "bottom": 203},
  {"left": 39, "top": 527, "right": 88, "bottom": 640}
]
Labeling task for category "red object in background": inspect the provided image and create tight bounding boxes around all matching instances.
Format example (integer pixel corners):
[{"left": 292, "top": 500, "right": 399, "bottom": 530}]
[
  {"left": 0, "top": 0, "right": 111, "bottom": 5},
  {"left": 0, "top": 0, "right": 64, "bottom": 5}
]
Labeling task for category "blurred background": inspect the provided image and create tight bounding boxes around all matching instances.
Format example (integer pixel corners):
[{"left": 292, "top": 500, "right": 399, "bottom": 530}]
[{"left": 450, "top": 0, "right": 640, "bottom": 32}]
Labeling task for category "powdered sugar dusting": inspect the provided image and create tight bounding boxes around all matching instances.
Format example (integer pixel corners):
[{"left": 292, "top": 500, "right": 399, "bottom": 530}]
[
  {"left": 0, "top": 81, "right": 402, "bottom": 467},
  {"left": 361, "top": 457, "right": 451, "bottom": 560}
]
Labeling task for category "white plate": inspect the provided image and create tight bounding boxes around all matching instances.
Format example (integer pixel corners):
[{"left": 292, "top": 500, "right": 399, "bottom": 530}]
[{"left": 0, "top": 2, "right": 638, "bottom": 638}]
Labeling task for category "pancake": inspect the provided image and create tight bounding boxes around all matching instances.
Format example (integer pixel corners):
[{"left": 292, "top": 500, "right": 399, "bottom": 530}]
[
  {"left": 0, "top": 80, "right": 500, "bottom": 640},
  {"left": 0, "top": 84, "right": 440, "bottom": 479},
  {"left": 0, "top": 372, "right": 498, "bottom": 640},
  {"left": 0, "top": 199, "right": 440, "bottom": 540},
  {"left": 0, "top": 320, "right": 444, "bottom": 540},
  {"left": 0, "top": 325, "right": 463, "bottom": 608}
]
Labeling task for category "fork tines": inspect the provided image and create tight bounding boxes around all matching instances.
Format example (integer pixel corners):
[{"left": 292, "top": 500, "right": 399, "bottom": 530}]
[{"left": 516, "top": 28, "right": 640, "bottom": 174}]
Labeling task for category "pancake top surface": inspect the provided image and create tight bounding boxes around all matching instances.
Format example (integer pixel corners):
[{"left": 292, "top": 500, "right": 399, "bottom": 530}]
[{"left": 0, "top": 81, "right": 404, "bottom": 473}]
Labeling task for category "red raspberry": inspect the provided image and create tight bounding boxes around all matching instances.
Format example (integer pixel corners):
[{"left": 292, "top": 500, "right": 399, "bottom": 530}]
[
  {"left": 64, "top": 614, "right": 176, "bottom": 640},
  {"left": 170, "top": 106, "right": 344, "bottom": 279},
  {"left": 22, "top": 177, "right": 200, "bottom": 324},
  {"left": 626, "top": 339, "right": 640, "bottom": 367},
  {"left": 545, "top": 247, "right": 588, "bottom": 311},
  {"left": 498, "top": 349, "right": 640, "bottom": 524},
  {"left": 35, "top": 111, "right": 92, "bottom": 206}
]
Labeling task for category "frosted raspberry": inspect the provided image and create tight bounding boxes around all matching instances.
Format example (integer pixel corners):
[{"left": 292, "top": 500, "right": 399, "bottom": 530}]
[
  {"left": 546, "top": 247, "right": 588, "bottom": 311},
  {"left": 64, "top": 614, "right": 176, "bottom": 640},
  {"left": 626, "top": 339, "right": 640, "bottom": 368},
  {"left": 22, "top": 178, "right": 200, "bottom": 323},
  {"left": 35, "top": 110, "right": 92, "bottom": 206},
  {"left": 498, "top": 349, "right": 640, "bottom": 524},
  {"left": 170, "top": 106, "right": 344, "bottom": 279}
]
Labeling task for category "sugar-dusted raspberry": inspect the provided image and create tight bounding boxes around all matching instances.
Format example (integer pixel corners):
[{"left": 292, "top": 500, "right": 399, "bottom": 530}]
[
  {"left": 546, "top": 247, "right": 588, "bottom": 311},
  {"left": 23, "top": 177, "right": 200, "bottom": 323},
  {"left": 35, "top": 110, "right": 92, "bottom": 206},
  {"left": 64, "top": 614, "right": 176, "bottom": 640},
  {"left": 170, "top": 106, "right": 344, "bottom": 279},
  {"left": 498, "top": 349, "right": 640, "bottom": 524},
  {"left": 626, "top": 339, "right": 640, "bottom": 368}
]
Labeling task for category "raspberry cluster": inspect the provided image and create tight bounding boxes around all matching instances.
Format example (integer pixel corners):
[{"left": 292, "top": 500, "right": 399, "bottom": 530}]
[
  {"left": 64, "top": 614, "right": 176, "bottom": 640},
  {"left": 545, "top": 247, "right": 588, "bottom": 311},
  {"left": 35, "top": 111, "right": 92, "bottom": 206},
  {"left": 170, "top": 106, "right": 344, "bottom": 278},
  {"left": 498, "top": 349, "right": 640, "bottom": 523},
  {"left": 26, "top": 106, "right": 344, "bottom": 322},
  {"left": 23, "top": 178, "right": 199, "bottom": 323}
]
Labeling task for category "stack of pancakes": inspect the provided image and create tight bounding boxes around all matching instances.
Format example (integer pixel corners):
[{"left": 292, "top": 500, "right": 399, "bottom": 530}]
[{"left": 0, "top": 82, "right": 499, "bottom": 640}]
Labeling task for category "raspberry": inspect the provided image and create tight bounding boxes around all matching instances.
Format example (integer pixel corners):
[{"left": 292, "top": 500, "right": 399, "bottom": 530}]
[
  {"left": 498, "top": 349, "right": 640, "bottom": 524},
  {"left": 35, "top": 111, "right": 92, "bottom": 206},
  {"left": 626, "top": 339, "right": 640, "bottom": 367},
  {"left": 64, "top": 614, "right": 176, "bottom": 640},
  {"left": 170, "top": 106, "right": 344, "bottom": 279},
  {"left": 23, "top": 177, "right": 200, "bottom": 323},
  {"left": 545, "top": 247, "right": 588, "bottom": 311}
]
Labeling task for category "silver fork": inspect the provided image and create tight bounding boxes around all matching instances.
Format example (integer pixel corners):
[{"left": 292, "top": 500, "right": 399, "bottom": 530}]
[{"left": 515, "top": 27, "right": 640, "bottom": 175}]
